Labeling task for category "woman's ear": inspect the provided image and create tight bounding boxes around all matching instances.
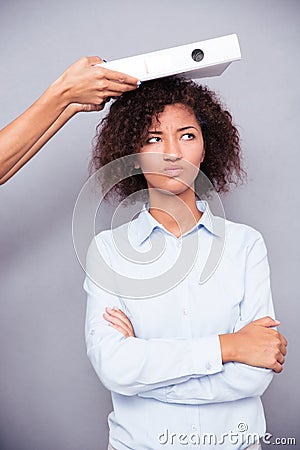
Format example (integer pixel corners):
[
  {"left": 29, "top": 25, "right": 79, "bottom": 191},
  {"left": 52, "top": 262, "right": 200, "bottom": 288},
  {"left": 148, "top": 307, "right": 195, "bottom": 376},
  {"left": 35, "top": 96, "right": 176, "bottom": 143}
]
[{"left": 200, "top": 149, "right": 205, "bottom": 163}]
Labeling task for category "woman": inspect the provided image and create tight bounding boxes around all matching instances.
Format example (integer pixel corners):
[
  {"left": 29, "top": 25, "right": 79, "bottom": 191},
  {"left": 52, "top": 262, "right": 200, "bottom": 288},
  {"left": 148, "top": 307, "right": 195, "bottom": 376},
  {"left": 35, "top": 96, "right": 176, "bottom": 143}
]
[
  {"left": 84, "top": 76, "right": 287, "bottom": 449},
  {"left": 0, "top": 56, "right": 139, "bottom": 184}
]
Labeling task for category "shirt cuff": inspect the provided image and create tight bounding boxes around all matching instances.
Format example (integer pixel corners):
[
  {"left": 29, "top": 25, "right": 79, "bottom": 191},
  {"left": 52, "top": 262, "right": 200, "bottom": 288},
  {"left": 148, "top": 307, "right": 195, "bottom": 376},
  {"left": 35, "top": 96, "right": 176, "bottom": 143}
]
[{"left": 191, "top": 335, "right": 223, "bottom": 376}]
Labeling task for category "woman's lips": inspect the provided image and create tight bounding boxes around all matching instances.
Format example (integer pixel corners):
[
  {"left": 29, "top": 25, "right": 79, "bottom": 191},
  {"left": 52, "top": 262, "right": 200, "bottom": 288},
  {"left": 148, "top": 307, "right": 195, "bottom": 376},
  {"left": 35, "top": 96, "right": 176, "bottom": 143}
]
[{"left": 163, "top": 167, "right": 184, "bottom": 177}]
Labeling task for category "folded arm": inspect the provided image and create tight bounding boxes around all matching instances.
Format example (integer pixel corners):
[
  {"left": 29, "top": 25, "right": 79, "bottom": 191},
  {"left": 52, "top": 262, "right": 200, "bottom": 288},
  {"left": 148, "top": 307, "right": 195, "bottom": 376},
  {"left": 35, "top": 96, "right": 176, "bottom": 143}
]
[
  {"left": 85, "top": 277, "right": 223, "bottom": 396},
  {"left": 139, "top": 362, "right": 273, "bottom": 404},
  {"left": 137, "top": 234, "right": 286, "bottom": 404},
  {"left": 102, "top": 234, "right": 287, "bottom": 404},
  {"left": 84, "top": 236, "right": 224, "bottom": 396}
]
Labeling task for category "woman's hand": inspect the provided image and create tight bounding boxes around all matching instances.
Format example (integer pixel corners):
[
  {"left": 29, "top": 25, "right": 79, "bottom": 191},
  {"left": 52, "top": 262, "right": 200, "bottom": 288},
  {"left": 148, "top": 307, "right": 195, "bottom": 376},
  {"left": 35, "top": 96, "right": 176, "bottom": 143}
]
[
  {"left": 220, "top": 316, "right": 288, "bottom": 373},
  {"left": 0, "top": 56, "right": 140, "bottom": 184},
  {"left": 103, "top": 306, "right": 135, "bottom": 338},
  {"left": 54, "top": 56, "right": 140, "bottom": 109},
  {"left": 66, "top": 102, "right": 107, "bottom": 115}
]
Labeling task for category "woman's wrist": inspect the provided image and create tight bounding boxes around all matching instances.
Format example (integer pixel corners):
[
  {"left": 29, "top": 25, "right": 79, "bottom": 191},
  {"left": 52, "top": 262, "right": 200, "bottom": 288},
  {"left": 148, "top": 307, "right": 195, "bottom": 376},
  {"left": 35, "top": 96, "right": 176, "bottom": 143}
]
[
  {"left": 219, "top": 333, "right": 239, "bottom": 364},
  {"left": 45, "top": 75, "right": 73, "bottom": 110},
  {"left": 61, "top": 102, "right": 83, "bottom": 117}
]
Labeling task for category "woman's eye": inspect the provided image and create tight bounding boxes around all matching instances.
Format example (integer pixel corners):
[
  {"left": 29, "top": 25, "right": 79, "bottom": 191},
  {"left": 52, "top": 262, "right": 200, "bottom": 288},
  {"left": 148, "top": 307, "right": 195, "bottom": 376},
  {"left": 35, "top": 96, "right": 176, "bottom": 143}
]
[
  {"left": 146, "top": 136, "right": 161, "bottom": 144},
  {"left": 181, "top": 133, "right": 195, "bottom": 140}
]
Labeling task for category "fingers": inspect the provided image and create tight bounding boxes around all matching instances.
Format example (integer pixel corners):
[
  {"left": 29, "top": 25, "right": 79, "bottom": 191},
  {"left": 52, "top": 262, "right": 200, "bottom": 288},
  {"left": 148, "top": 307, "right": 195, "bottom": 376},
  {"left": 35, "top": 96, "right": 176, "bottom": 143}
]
[
  {"left": 79, "top": 104, "right": 105, "bottom": 113},
  {"left": 101, "top": 87, "right": 134, "bottom": 99},
  {"left": 105, "top": 307, "right": 131, "bottom": 327},
  {"left": 103, "top": 309, "right": 128, "bottom": 329},
  {"left": 87, "top": 55, "right": 103, "bottom": 66},
  {"left": 253, "top": 316, "right": 280, "bottom": 328},
  {"left": 61, "top": 56, "right": 140, "bottom": 106},
  {"left": 81, "top": 56, "right": 139, "bottom": 86},
  {"left": 107, "top": 321, "right": 132, "bottom": 338},
  {"left": 273, "top": 361, "right": 283, "bottom": 374},
  {"left": 279, "top": 333, "right": 288, "bottom": 347},
  {"left": 272, "top": 331, "right": 287, "bottom": 370},
  {"left": 103, "top": 306, "right": 135, "bottom": 338},
  {"left": 280, "top": 342, "right": 287, "bottom": 357},
  {"left": 271, "top": 330, "right": 288, "bottom": 356},
  {"left": 103, "top": 311, "right": 131, "bottom": 337},
  {"left": 276, "top": 352, "right": 285, "bottom": 365},
  {"left": 236, "top": 319, "right": 288, "bottom": 371},
  {"left": 94, "top": 66, "right": 140, "bottom": 87},
  {"left": 278, "top": 334, "right": 288, "bottom": 357},
  {"left": 95, "top": 78, "right": 139, "bottom": 96}
]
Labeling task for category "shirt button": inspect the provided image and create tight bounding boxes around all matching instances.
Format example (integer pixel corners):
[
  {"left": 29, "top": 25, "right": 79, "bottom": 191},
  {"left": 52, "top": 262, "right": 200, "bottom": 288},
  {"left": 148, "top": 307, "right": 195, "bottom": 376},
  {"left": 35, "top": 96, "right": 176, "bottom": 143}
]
[
  {"left": 191, "top": 425, "right": 197, "bottom": 431},
  {"left": 206, "top": 362, "right": 212, "bottom": 371},
  {"left": 183, "top": 308, "right": 188, "bottom": 316},
  {"left": 90, "top": 330, "right": 95, "bottom": 336}
]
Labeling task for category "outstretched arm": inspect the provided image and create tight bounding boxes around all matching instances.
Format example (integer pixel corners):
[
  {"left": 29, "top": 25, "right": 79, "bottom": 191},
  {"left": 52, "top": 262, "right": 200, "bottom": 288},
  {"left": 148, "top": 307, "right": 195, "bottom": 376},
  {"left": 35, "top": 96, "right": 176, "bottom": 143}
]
[{"left": 0, "top": 56, "right": 139, "bottom": 184}]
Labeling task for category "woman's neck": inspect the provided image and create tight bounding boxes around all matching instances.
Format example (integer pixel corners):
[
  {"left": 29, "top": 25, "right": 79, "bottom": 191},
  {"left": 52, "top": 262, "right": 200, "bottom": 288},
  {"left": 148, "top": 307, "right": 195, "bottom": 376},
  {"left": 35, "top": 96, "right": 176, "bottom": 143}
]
[{"left": 148, "top": 188, "right": 202, "bottom": 238}]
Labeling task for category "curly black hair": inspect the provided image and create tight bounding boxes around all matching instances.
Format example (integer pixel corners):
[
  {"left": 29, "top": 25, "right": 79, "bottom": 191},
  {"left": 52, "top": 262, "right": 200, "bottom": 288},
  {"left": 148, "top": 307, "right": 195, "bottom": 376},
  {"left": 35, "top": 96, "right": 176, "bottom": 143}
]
[{"left": 90, "top": 76, "right": 246, "bottom": 203}]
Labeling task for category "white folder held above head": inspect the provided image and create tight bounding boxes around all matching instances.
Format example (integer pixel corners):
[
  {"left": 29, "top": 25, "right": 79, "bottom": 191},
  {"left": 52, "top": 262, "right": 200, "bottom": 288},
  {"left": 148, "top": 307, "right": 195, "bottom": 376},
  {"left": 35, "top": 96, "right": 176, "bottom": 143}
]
[{"left": 97, "top": 34, "right": 241, "bottom": 81}]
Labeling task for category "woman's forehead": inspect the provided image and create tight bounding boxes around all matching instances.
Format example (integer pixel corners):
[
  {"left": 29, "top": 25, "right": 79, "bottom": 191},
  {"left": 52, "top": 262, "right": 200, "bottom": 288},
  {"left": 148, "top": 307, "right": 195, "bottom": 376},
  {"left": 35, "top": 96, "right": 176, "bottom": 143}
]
[{"left": 149, "top": 103, "right": 197, "bottom": 128}]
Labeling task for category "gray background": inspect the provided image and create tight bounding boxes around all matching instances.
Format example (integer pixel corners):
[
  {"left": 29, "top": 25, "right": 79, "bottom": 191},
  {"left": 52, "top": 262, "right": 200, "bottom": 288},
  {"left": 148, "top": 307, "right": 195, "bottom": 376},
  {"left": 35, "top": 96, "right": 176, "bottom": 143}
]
[{"left": 0, "top": 0, "right": 299, "bottom": 449}]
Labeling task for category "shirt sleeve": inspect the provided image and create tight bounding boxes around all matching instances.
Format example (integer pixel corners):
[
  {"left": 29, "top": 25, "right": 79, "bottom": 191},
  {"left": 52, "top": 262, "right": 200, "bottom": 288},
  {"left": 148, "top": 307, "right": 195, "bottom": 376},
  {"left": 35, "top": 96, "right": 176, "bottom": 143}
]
[
  {"left": 138, "top": 233, "right": 275, "bottom": 404},
  {"left": 84, "top": 235, "right": 223, "bottom": 397}
]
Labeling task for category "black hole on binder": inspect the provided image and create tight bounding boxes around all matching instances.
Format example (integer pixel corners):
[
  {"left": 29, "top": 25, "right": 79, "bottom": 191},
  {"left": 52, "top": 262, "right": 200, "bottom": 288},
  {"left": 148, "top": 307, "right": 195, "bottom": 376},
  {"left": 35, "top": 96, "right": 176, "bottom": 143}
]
[{"left": 191, "top": 49, "right": 204, "bottom": 62}]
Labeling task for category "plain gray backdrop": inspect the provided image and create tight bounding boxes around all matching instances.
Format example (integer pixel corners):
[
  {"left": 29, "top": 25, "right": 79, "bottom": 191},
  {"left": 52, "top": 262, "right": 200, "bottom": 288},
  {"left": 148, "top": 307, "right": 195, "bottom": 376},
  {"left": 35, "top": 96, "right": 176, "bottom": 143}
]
[{"left": 1, "top": 1, "right": 299, "bottom": 449}]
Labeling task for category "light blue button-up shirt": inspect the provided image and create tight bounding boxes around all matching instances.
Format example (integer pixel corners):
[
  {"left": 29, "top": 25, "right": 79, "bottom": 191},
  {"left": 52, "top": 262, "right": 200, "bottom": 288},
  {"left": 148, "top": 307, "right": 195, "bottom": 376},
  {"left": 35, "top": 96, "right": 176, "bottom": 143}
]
[{"left": 84, "top": 201, "right": 275, "bottom": 449}]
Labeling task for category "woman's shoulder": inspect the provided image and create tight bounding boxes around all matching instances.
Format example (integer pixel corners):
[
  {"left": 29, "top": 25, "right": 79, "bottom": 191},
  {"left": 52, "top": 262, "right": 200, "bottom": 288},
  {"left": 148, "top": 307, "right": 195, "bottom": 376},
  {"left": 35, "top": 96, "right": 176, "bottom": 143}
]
[
  {"left": 224, "top": 216, "right": 263, "bottom": 234},
  {"left": 223, "top": 216, "right": 266, "bottom": 249},
  {"left": 86, "top": 222, "right": 131, "bottom": 269},
  {"left": 93, "top": 220, "right": 133, "bottom": 248}
]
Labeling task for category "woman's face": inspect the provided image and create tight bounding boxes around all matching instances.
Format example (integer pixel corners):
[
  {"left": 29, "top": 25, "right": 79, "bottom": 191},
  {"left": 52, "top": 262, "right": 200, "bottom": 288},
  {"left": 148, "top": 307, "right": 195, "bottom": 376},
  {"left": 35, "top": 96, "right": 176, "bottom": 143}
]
[{"left": 136, "top": 103, "right": 205, "bottom": 196}]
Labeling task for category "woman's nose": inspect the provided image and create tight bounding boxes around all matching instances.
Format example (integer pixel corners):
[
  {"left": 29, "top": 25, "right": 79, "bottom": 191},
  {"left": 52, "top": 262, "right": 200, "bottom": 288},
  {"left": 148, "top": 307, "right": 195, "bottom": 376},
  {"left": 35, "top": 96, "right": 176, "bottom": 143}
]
[{"left": 163, "top": 138, "right": 182, "bottom": 160}]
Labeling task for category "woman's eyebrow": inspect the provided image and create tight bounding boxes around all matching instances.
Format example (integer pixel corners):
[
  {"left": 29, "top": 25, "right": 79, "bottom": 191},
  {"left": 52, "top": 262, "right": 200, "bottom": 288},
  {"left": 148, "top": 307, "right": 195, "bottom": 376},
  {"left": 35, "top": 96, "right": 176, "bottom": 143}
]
[
  {"left": 177, "top": 126, "right": 198, "bottom": 132},
  {"left": 148, "top": 126, "right": 198, "bottom": 134}
]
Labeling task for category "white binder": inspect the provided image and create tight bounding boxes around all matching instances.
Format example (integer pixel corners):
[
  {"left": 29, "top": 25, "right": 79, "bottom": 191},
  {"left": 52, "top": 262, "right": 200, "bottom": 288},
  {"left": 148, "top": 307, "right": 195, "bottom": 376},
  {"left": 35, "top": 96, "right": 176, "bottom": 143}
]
[{"left": 97, "top": 34, "right": 241, "bottom": 81}]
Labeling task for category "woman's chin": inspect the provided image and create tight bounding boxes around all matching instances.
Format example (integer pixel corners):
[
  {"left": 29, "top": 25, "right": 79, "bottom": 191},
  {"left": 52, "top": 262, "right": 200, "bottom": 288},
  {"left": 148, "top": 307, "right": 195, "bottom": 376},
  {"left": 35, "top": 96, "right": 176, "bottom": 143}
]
[{"left": 148, "top": 182, "right": 195, "bottom": 197}]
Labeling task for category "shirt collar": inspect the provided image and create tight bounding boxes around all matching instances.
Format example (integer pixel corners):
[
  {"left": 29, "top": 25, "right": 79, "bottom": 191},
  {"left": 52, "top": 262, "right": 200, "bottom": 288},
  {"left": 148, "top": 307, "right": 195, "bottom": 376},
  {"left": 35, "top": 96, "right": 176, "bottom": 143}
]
[{"left": 128, "top": 199, "right": 222, "bottom": 247}]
